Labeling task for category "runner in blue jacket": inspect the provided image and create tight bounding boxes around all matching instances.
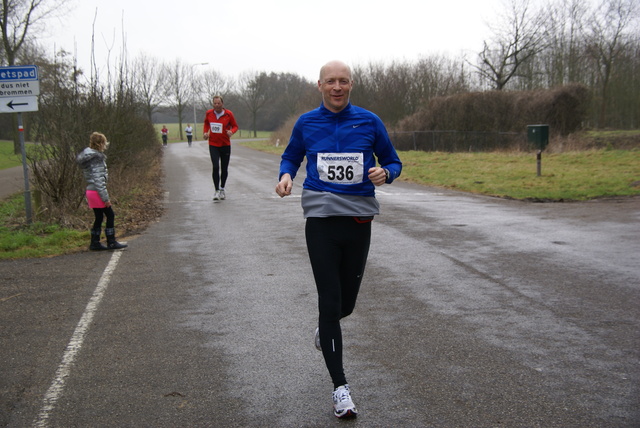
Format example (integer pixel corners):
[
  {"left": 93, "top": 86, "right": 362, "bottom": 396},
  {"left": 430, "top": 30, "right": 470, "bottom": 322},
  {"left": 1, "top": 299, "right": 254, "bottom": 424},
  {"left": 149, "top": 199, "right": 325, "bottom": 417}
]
[
  {"left": 279, "top": 103, "right": 401, "bottom": 198},
  {"left": 276, "top": 60, "right": 402, "bottom": 419}
]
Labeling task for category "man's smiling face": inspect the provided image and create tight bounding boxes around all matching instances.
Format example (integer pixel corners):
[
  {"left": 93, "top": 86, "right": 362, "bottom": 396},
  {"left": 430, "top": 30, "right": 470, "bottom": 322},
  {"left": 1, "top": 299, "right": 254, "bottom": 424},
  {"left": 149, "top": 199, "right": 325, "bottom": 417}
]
[{"left": 318, "top": 61, "right": 353, "bottom": 113}]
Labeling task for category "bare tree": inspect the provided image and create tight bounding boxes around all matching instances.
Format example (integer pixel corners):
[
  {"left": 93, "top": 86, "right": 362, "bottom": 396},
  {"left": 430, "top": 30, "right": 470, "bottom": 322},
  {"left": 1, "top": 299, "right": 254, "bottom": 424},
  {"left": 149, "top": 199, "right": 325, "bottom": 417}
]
[
  {"left": 351, "top": 61, "right": 416, "bottom": 126},
  {"left": 237, "top": 71, "right": 269, "bottom": 137},
  {"left": 197, "top": 68, "right": 231, "bottom": 107},
  {"left": 267, "top": 72, "right": 314, "bottom": 121},
  {"left": 132, "top": 53, "right": 167, "bottom": 122},
  {"left": 474, "top": 0, "right": 547, "bottom": 90},
  {"left": 165, "top": 59, "right": 192, "bottom": 140},
  {"left": 193, "top": 68, "right": 232, "bottom": 135},
  {"left": 1, "top": 0, "right": 71, "bottom": 153},
  {"left": 585, "top": 0, "right": 639, "bottom": 127},
  {"left": 351, "top": 58, "right": 469, "bottom": 127},
  {"left": 0, "top": 0, "right": 69, "bottom": 65},
  {"left": 542, "top": 0, "right": 589, "bottom": 86},
  {"left": 412, "top": 56, "right": 469, "bottom": 101},
  {"left": 255, "top": 72, "right": 315, "bottom": 131}
]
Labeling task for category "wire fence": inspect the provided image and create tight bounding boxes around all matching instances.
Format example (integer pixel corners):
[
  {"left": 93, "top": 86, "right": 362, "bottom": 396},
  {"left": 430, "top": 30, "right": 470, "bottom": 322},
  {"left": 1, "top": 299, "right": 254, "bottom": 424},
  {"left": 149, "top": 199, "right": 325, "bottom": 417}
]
[{"left": 390, "top": 130, "right": 530, "bottom": 152}]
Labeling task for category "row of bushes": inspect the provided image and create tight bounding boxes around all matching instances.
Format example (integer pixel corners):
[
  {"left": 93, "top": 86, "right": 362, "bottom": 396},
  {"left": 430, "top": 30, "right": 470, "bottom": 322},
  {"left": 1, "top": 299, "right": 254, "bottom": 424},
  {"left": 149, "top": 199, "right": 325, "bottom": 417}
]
[
  {"left": 397, "top": 84, "right": 591, "bottom": 137},
  {"left": 177, "top": 81, "right": 638, "bottom": 154},
  {"left": 270, "top": 84, "right": 601, "bottom": 152}
]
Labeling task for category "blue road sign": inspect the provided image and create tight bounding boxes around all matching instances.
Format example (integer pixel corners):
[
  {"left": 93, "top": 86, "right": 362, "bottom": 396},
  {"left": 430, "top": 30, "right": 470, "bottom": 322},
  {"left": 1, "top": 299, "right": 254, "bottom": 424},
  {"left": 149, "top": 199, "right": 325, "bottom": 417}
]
[
  {"left": 0, "top": 65, "right": 39, "bottom": 113},
  {"left": 0, "top": 65, "right": 38, "bottom": 81}
]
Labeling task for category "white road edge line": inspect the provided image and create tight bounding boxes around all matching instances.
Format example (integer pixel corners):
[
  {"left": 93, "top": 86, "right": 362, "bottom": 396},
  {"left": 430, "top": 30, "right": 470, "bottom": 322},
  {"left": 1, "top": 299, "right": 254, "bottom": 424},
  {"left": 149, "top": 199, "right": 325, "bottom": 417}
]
[{"left": 33, "top": 250, "right": 123, "bottom": 428}]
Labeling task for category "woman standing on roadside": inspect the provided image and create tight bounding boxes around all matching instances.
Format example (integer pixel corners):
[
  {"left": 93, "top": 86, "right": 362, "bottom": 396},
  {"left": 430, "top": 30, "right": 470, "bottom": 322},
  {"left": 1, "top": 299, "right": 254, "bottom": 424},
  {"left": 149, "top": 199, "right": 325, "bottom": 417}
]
[{"left": 76, "top": 132, "right": 128, "bottom": 251}]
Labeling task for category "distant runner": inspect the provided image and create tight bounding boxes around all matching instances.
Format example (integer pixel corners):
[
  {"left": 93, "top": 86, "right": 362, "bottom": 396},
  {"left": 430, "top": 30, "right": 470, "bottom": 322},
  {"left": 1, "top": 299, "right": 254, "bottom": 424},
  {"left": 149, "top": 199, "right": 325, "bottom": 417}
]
[{"left": 203, "top": 95, "right": 238, "bottom": 201}]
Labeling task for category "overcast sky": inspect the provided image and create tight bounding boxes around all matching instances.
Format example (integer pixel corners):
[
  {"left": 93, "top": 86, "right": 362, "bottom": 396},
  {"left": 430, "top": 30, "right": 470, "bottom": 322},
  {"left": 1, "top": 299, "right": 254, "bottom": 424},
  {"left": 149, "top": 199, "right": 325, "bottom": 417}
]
[{"left": 48, "top": 0, "right": 507, "bottom": 82}]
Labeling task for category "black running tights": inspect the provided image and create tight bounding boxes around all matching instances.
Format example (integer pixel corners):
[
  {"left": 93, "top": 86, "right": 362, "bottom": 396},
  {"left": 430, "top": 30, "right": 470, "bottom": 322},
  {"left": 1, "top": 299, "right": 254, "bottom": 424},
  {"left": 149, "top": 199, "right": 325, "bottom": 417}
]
[
  {"left": 92, "top": 206, "right": 115, "bottom": 230},
  {"left": 209, "top": 145, "right": 231, "bottom": 190},
  {"left": 305, "top": 216, "right": 371, "bottom": 388}
]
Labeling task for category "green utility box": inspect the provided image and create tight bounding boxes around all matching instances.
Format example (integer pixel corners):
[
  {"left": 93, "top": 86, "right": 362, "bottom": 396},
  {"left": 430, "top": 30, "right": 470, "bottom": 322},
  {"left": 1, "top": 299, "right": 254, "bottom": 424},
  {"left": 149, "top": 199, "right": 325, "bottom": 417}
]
[{"left": 527, "top": 124, "right": 549, "bottom": 151}]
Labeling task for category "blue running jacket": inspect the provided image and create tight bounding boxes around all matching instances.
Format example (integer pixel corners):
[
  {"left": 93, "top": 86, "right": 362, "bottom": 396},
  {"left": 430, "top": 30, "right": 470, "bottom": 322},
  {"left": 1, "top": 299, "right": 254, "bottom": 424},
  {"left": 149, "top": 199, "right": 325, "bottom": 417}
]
[{"left": 279, "top": 103, "right": 402, "bottom": 197}]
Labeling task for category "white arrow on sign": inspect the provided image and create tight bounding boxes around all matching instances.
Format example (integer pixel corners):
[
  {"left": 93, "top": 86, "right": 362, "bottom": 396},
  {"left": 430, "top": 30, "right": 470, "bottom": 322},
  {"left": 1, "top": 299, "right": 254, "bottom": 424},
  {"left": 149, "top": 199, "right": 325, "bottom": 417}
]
[{"left": 0, "top": 96, "right": 38, "bottom": 113}]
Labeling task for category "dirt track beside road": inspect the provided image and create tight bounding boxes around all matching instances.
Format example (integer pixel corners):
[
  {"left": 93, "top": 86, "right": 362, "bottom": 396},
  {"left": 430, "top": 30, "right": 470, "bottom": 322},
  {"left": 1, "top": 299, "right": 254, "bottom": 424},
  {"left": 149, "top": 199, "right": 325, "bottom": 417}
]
[{"left": 0, "top": 166, "right": 25, "bottom": 200}]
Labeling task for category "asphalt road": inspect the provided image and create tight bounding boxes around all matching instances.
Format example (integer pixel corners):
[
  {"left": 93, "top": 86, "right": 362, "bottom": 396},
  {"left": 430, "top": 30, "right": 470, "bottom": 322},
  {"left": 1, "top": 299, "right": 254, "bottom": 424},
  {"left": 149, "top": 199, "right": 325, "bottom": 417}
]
[
  {"left": 0, "top": 165, "right": 26, "bottom": 200},
  {"left": 1, "top": 141, "right": 639, "bottom": 427}
]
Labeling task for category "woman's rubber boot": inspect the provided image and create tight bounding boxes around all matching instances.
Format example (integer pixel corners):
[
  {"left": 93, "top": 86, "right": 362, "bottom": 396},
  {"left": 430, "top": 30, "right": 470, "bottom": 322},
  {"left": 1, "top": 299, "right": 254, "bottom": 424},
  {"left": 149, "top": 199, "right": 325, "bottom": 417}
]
[
  {"left": 89, "top": 228, "right": 108, "bottom": 251},
  {"left": 105, "top": 228, "right": 128, "bottom": 250}
]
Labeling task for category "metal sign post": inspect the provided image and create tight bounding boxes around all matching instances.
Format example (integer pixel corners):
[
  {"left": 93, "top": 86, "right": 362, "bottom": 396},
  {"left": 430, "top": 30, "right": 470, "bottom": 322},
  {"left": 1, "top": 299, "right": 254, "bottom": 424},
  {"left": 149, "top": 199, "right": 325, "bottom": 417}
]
[
  {"left": 17, "top": 113, "right": 32, "bottom": 222},
  {"left": 0, "top": 65, "right": 39, "bottom": 224}
]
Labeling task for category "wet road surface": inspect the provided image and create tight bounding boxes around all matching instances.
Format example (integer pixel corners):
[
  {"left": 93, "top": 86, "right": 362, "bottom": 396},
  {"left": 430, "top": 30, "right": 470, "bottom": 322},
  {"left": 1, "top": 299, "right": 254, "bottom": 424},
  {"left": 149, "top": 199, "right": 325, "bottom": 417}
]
[{"left": 1, "top": 141, "right": 639, "bottom": 427}]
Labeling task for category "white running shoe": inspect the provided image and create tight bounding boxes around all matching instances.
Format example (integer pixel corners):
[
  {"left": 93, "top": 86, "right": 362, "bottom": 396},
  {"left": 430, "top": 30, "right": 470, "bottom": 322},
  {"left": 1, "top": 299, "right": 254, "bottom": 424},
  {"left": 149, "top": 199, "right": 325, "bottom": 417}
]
[
  {"left": 332, "top": 384, "right": 358, "bottom": 418},
  {"left": 213, "top": 190, "right": 220, "bottom": 201},
  {"left": 219, "top": 189, "right": 226, "bottom": 200},
  {"left": 314, "top": 327, "right": 321, "bottom": 351}
]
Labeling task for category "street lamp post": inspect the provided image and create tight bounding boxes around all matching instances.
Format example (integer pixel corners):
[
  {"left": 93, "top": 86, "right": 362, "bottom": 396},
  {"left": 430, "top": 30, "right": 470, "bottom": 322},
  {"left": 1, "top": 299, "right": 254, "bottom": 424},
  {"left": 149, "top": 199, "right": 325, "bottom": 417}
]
[{"left": 191, "top": 62, "right": 209, "bottom": 139}]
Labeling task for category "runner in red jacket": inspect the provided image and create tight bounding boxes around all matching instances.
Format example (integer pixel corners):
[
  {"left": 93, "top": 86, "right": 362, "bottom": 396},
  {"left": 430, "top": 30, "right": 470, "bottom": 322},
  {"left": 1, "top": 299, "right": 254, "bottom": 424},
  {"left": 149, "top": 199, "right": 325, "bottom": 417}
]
[{"left": 203, "top": 95, "right": 239, "bottom": 200}]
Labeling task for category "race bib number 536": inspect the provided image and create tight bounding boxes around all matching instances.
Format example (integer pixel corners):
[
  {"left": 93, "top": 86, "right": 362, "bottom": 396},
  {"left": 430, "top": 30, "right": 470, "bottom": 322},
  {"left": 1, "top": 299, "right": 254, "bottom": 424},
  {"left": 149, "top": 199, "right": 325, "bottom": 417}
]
[{"left": 317, "top": 152, "right": 364, "bottom": 184}]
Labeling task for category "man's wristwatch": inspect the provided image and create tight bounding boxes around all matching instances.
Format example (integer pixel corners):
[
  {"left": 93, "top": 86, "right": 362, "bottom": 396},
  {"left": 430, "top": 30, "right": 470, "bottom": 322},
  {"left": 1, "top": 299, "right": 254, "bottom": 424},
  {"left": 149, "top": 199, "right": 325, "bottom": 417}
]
[{"left": 383, "top": 168, "right": 390, "bottom": 181}]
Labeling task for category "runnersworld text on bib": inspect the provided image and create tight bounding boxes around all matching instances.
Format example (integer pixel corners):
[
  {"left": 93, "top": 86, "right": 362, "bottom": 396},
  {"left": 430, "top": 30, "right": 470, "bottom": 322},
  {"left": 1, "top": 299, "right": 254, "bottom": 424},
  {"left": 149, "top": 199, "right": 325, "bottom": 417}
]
[{"left": 317, "top": 152, "right": 364, "bottom": 184}]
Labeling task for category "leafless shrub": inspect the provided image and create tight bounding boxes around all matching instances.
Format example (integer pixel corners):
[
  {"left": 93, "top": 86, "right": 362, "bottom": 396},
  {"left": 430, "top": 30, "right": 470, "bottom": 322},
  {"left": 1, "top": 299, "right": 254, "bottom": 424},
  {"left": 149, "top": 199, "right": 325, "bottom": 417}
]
[
  {"left": 26, "top": 56, "right": 162, "bottom": 227},
  {"left": 268, "top": 115, "right": 299, "bottom": 147},
  {"left": 397, "top": 84, "right": 590, "bottom": 139}
]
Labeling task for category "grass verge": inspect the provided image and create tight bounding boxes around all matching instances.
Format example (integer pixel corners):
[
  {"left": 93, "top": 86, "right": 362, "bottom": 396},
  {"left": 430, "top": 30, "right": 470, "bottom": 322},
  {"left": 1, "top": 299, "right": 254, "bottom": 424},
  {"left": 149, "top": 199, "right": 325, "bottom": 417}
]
[
  {"left": 0, "top": 194, "right": 88, "bottom": 260},
  {"left": 240, "top": 140, "right": 640, "bottom": 201},
  {"left": 0, "top": 140, "right": 32, "bottom": 169},
  {"left": 399, "top": 149, "right": 640, "bottom": 200}
]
